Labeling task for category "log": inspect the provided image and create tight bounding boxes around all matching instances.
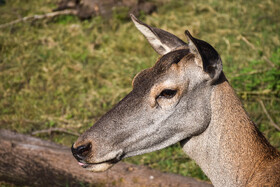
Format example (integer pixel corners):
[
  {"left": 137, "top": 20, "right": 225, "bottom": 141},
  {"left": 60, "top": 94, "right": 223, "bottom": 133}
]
[
  {"left": 54, "top": 0, "right": 157, "bottom": 19},
  {"left": 0, "top": 129, "right": 212, "bottom": 187}
]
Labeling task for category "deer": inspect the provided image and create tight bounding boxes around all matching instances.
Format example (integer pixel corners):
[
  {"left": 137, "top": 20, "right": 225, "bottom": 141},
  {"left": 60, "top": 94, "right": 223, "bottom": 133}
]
[{"left": 71, "top": 15, "right": 280, "bottom": 186}]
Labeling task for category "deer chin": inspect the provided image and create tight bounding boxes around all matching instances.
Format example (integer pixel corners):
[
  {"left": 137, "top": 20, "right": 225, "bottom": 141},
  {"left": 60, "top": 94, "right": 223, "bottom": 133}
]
[
  {"left": 78, "top": 153, "right": 122, "bottom": 172},
  {"left": 79, "top": 161, "right": 115, "bottom": 172}
]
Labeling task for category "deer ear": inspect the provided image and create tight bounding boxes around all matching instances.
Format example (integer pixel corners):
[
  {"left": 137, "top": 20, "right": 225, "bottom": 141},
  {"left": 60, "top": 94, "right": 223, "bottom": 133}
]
[
  {"left": 185, "top": 30, "right": 223, "bottom": 82},
  {"left": 130, "top": 14, "right": 186, "bottom": 55}
]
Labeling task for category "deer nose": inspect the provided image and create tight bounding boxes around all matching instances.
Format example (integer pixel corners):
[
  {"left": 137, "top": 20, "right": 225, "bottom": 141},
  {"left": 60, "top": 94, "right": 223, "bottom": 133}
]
[{"left": 71, "top": 143, "right": 92, "bottom": 162}]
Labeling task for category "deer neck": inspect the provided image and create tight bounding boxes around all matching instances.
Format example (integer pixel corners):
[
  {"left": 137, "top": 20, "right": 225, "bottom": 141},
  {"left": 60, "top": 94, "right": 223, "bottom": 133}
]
[{"left": 181, "top": 76, "right": 277, "bottom": 187}]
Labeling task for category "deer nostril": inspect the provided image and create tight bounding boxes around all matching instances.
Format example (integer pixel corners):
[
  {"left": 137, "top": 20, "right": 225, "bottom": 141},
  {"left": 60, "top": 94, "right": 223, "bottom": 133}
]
[
  {"left": 71, "top": 143, "right": 92, "bottom": 161},
  {"left": 77, "top": 143, "right": 91, "bottom": 155}
]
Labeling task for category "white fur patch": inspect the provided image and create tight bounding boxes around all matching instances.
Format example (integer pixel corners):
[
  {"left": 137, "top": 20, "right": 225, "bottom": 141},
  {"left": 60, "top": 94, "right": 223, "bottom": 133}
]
[{"left": 131, "top": 17, "right": 171, "bottom": 55}]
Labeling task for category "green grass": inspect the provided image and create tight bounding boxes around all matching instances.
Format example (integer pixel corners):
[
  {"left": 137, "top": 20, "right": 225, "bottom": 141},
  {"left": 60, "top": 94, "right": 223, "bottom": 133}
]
[{"left": 0, "top": 0, "right": 279, "bottom": 183}]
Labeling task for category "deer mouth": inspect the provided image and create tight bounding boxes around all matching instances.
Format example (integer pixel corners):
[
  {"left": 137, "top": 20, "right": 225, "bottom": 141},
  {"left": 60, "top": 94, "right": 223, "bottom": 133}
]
[
  {"left": 78, "top": 161, "right": 114, "bottom": 172},
  {"left": 78, "top": 157, "right": 121, "bottom": 172}
]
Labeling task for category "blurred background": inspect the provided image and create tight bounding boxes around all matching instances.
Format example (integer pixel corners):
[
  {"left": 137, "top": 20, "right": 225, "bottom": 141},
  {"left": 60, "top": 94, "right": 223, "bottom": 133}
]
[{"left": 0, "top": 0, "right": 279, "bottom": 184}]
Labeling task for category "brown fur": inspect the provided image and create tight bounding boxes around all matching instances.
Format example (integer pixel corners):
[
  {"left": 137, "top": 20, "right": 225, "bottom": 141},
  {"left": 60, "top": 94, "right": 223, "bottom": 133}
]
[{"left": 213, "top": 77, "right": 280, "bottom": 186}]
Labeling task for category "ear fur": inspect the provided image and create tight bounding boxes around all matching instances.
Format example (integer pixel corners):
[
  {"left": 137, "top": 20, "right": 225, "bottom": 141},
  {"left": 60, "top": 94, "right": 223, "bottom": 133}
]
[
  {"left": 130, "top": 14, "right": 186, "bottom": 55},
  {"left": 185, "top": 30, "right": 223, "bottom": 82}
]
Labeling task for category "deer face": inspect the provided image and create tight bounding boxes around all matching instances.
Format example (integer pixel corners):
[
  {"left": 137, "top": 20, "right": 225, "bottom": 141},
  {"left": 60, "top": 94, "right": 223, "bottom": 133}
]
[{"left": 72, "top": 15, "right": 223, "bottom": 172}]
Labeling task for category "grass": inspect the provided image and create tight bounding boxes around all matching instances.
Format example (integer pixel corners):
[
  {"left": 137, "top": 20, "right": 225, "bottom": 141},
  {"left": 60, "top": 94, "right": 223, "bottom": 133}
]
[{"left": 0, "top": 0, "right": 279, "bottom": 183}]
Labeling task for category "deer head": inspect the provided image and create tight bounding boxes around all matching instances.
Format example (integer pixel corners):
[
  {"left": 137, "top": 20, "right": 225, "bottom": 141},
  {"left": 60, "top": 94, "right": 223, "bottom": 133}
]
[{"left": 72, "top": 14, "right": 223, "bottom": 172}]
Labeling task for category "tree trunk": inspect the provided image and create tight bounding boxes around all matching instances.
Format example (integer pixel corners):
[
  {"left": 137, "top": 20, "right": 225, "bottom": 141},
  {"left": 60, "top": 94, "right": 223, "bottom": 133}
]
[{"left": 0, "top": 129, "right": 212, "bottom": 187}]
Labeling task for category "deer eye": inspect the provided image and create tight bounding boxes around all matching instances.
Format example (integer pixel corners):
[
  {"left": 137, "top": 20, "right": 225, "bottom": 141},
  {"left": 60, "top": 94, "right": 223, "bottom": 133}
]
[{"left": 157, "top": 89, "right": 177, "bottom": 99}]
